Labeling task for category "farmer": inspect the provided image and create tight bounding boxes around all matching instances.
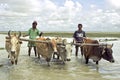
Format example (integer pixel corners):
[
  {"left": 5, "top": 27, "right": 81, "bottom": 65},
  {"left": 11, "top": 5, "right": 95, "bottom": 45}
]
[
  {"left": 23, "top": 21, "right": 43, "bottom": 57},
  {"left": 73, "top": 24, "right": 86, "bottom": 56}
]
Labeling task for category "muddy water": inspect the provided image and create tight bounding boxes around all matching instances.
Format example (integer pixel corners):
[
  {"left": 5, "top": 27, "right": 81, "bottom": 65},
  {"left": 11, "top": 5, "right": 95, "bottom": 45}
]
[{"left": 0, "top": 35, "right": 120, "bottom": 80}]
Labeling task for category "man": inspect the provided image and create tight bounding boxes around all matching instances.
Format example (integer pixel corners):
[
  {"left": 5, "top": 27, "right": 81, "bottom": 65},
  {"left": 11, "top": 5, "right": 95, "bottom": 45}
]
[
  {"left": 23, "top": 21, "right": 43, "bottom": 57},
  {"left": 73, "top": 24, "right": 86, "bottom": 56}
]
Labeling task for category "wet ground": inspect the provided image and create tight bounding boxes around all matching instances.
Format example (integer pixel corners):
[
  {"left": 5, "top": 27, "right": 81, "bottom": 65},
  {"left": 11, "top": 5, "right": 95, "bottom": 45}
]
[{"left": 0, "top": 35, "right": 120, "bottom": 80}]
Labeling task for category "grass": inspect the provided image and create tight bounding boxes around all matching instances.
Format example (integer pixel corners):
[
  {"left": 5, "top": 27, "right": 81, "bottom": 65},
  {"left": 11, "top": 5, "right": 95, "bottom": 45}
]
[
  {"left": 41, "top": 32, "right": 120, "bottom": 38},
  {"left": 0, "top": 31, "right": 120, "bottom": 38},
  {"left": 0, "top": 48, "right": 5, "bottom": 50}
]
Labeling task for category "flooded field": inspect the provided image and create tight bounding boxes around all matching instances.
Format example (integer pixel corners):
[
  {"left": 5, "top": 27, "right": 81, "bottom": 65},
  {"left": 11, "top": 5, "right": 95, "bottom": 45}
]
[{"left": 0, "top": 34, "right": 120, "bottom": 80}]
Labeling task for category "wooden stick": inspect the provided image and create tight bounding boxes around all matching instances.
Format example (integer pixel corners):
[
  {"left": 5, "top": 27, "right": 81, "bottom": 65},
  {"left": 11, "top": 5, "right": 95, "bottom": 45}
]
[
  {"left": 5, "top": 36, "right": 112, "bottom": 46},
  {"left": 73, "top": 43, "right": 109, "bottom": 46}
]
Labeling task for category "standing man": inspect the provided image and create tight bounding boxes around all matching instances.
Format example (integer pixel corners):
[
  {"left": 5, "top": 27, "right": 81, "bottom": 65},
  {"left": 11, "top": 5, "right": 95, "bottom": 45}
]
[
  {"left": 23, "top": 21, "right": 43, "bottom": 57},
  {"left": 73, "top": 24, "right": 86, "bottom": 56}
]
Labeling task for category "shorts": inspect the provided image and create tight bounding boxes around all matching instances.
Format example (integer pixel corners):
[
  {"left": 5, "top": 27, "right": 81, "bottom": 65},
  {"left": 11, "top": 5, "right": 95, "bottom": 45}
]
[
  {"left": 28, "top": 41, "right": 36, "bottom": 47},
  {"left": 75, "top": 42, "right": 83, "bottom": 48}
]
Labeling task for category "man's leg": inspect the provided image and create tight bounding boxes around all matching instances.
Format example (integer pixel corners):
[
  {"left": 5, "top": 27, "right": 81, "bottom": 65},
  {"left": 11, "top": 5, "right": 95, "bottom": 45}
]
[
  {"left": 33, "top": 46, "right": 37, "bottom": 57},
  {"left": 80, "top": 46, "right": 84, "bottom": 56},
  {"left": 75, "top": 46, "right": 79, "bottom": 56},
  {"left": 28, "top": 47, "right": 32, "bottom": 56}
]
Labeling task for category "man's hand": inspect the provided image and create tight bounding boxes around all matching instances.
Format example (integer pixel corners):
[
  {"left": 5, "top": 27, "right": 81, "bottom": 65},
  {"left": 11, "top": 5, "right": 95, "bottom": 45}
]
[{"left": 39, "top": 32, "right": 43, "bottom": 37}]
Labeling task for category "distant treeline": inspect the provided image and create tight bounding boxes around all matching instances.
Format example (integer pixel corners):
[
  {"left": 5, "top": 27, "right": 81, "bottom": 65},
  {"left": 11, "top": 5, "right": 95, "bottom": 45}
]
[{"left": 0, "top": 31, "right": 120, "bottom": 38}]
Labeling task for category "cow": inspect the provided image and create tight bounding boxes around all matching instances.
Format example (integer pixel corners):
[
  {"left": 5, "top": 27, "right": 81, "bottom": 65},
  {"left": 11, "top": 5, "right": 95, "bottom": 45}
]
[
  {"left": 5, "top": 31, "right": 22, "bottom": 65},
  {"left": 82, "top": 38, "right": 115, "bottom": 64},
  {"left": 35, "top": 37, "right": 58, "bottom": 66},
  {"left": 53, "top": 37, "right": 73, "bottom": 64}
]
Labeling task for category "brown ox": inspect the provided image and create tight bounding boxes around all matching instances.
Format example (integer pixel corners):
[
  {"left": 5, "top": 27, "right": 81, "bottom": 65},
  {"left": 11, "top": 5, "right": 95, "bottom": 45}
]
[
  {"left": 83, "top": 38, "right": 115, "bottom": 64},
  {"left": 36, "top": 37, "right": 57, "bottom": 66},
  {"left": 5, "top": 31, "right": 22, "bottom": 65}
]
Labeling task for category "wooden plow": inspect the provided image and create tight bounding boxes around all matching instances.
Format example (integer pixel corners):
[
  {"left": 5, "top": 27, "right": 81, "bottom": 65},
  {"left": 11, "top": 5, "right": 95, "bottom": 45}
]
[
  {"left": 73, "top": 43, "right": 112, "bottom": 46},
  {"left": 99, "top": 38, "right": 118, "bottom": 42},
  {"left": 5, "top": 37, "right": 113, "bottom": 46}
]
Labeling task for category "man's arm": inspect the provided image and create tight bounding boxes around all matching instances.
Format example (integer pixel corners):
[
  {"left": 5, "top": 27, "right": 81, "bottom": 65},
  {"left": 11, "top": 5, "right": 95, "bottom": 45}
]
[
  {"left": 73, "top": 31, "right": 77, "bottom": 43},
  {"left": 23, "top": 34, "right": 29, "bottom": 37},
  {"left": 39, "top": 32, "right": 43, "bottom": 37},
  {"left": 23, "top": 29, "right": 30, "bottom": 37}
]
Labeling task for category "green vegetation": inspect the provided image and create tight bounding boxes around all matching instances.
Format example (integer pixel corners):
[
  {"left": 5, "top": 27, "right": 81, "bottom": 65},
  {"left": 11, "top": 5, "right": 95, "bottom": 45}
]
[
  {"left": 42, "top": 32, "right": 120, "bottom": 38},
  {"left": 0, "top": 31, "right": 120, "bottom": 38},
  {"left": 0, "top": 47, "right": 4, "bottom": 50},
  {"left": 86, "top": 32, "right": 120, "bottom": 38}
]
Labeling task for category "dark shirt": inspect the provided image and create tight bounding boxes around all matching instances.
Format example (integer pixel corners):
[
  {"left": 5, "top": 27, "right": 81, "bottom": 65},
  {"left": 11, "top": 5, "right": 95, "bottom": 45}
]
[{"left": 73, "top": 30, "right": 86, "bottom": 43}]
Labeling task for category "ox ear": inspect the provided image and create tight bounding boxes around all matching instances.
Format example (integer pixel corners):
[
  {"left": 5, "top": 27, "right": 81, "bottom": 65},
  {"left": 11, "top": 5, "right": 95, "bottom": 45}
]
[
  {"left": 107, "top": 44, "right": 113, "bottom": 48},
  {"left": 70, "top": 42, "right": 73, "bottom": 46},
  {"left": 63, "top": 39, "right": 67, "bottom": 45}
]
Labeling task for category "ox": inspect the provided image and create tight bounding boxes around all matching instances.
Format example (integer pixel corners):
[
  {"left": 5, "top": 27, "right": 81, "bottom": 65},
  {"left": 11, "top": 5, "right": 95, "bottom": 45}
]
[
  {"left": 36, "top": 37, "right": 58, "bottom": 66},
  {"left": 53, "top": 37, "right": 72, "bottom": 64},
  {"left": 82, "top": 38, "right": 115, "bottom": 64},
  {"left": 5, "top": 31, "right": 22, "bottom": 65}
]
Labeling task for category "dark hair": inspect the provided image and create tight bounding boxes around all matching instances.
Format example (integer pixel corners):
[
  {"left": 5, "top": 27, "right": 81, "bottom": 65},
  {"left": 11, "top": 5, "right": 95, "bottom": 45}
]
[
  {"left": 32, "top": 21, "right": 37, "bottom": 25},
  {"left": 78, "top": 24, "right": 82, "bottom": 27}
]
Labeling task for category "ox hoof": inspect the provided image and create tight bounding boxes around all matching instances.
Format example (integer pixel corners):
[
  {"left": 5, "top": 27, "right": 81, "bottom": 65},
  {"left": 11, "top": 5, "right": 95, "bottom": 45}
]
[
  {"left": 11, "top": 61, "right": 14, "bottom": 65},
  {"left": 61, "top": 62, "right": 65, "bottom": 65},
  {"left": 48, "top": 64, "right": 50, "bottom": 67},
  {"left": 15, "top": 60, "right": 17, "bottom": 65}
]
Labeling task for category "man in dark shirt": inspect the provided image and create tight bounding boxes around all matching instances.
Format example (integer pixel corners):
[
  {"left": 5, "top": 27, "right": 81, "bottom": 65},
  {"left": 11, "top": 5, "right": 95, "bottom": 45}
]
[{"left": 73, "top": 24, "right": 86, "bottom": 56}]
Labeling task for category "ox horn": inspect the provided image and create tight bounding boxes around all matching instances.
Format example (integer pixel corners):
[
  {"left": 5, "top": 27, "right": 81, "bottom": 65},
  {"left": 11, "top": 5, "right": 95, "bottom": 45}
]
[
  {"left": 8, "top": 30, "right": 11, "bottom": 38},
  {"left": 18, "top": 31, "right": 21, "bottom": 38}
]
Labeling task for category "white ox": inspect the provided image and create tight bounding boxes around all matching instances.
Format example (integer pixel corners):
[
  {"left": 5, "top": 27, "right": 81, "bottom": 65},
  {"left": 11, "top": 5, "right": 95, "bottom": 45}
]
[
  {"left": 5, "top": 31, "right": 22, "bottom": 65},
  {"left": 53, "top": 37, "right": 73, "bottom": 64}
]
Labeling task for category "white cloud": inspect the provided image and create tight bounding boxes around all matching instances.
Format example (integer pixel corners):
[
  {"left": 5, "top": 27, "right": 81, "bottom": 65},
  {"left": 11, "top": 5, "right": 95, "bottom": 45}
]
[
  {"left": 0, "top": 0, "right": 120, "bottom": 32},
  {"left": 64, "top": 0, "right": 74, "bottom": 8},
  {"left": 90, "top": 4, "right": 96, "bottom": 8},
  {"left": 106, "top": 0, "right": 120, "bottom": 9}
]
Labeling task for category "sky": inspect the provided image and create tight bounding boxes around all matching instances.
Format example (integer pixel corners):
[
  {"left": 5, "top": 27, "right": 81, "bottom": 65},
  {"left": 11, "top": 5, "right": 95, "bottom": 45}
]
[{"left": 0, "top": 0, "right": 120, "bottom": 32}]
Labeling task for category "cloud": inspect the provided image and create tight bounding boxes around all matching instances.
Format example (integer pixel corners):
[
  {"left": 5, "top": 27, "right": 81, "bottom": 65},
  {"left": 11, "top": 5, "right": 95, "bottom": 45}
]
[
  {"left": 106, "top": 0, "right": 120, "bottom": 9},
  {"left": 0, "top": 0, "right": 120, "bottom": 32}
]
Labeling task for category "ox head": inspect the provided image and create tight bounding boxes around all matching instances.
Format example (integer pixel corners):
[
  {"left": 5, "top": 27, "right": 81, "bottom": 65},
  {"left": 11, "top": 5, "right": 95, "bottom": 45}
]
[
  {"left": 8, "top": 31, "right": 22, "bottom": 64},
  {"left": 102, "top": 44, "right": 115, "bottom": 63},
  {"left": 65, "top": 43, "right": 72, "bottom": 61},
  {"left": 60, "top": 39, "right": 73, "bottom": 61}
]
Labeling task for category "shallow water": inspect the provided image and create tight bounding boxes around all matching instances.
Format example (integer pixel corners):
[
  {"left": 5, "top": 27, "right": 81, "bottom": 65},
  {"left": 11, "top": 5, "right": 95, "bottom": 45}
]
[{"left": 0, "top": 35, "right": 120, "bottom": 80}]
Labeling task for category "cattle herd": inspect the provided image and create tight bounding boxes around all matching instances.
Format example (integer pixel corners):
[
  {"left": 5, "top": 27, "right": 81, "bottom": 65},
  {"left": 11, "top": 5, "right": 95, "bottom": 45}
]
[{"left": 5, "top": 31, "right": 115, "bottom": 66}]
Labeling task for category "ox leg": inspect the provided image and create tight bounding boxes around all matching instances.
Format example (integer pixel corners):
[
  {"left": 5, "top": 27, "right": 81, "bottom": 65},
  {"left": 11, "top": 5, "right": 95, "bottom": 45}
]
[
  {"left": 46, "top": 58, "right": 50, "bottom": 66},
  {"left": 53, "top": 53, "right": 55, "bottom": 59},
  {"left": 96, "top": 61, "right": 99, "bottom": 65},
  {"left": 57, "top": 54, "right": 59, "bottom": 59},
  {"left": 85, "top": 56, "right": 89, "bottom": 64},
  {"left": 37, "top": 52, "right": 40, "bottom": 59},
  {"left": 8, "top": 55, "right": 10, "bottom": 58},
  {"left": 15, "top": 60, "right": 18, "bottom": 65},
  {"left": 11, "top": 61, "right": 14, "bottom": 65}
]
